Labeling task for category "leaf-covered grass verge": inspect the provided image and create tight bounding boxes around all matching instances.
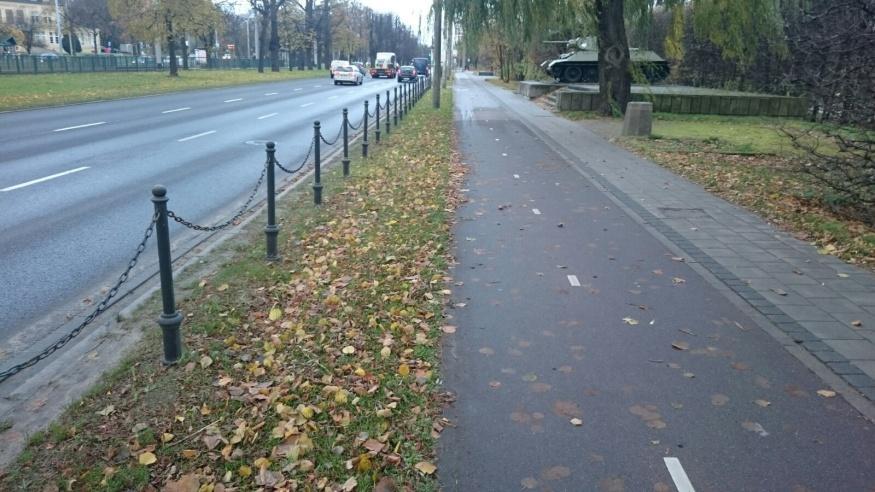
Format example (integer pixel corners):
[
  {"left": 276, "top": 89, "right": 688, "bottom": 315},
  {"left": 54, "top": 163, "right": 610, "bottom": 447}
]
[
  {"left": 0, "top": 70, "right": 322, "bottom": 111},
  {"left": 0, "top": 88, "right": 461, "bottom": 491},
  {"left": 619, "top": 117, "right": 875, "bottom": 269}
]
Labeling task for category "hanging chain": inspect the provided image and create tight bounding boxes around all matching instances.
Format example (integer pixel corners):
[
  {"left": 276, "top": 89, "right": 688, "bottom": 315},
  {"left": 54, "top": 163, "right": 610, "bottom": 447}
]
[
  {"left": 167, "top": 166, "right": 266, "bottom": 232},
  {"left": 275, "top": 138, "right": 314, "bottom": 174},
  {"left": 0, "top": 214, "right": 158, "bottom": 384}
]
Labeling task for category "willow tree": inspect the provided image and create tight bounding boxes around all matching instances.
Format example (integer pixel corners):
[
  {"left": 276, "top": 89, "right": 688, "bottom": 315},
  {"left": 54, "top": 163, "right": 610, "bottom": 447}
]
[{"left": 447, "top": 0, "right": 785, "bottom": 115}]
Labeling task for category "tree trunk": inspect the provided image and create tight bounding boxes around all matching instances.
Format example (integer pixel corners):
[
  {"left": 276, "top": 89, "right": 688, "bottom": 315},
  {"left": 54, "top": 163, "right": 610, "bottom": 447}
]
[
  {"left": 181, "top": 34, "right": 189, "bottom": 69},
  {"left": 269, "top": 2, "right": 280, "bottom": 72},
  {"left": 596, "top": 0, "right": 630, "bottom": 115},
  {"left": 166, "top": 16, "right": 178, "bottom": 76},
  {"left": 258, "top": 13, "right": 269, "bottom": 73},
  {"left": 432, "top": 0, "right": 441, "bottom": 108}
]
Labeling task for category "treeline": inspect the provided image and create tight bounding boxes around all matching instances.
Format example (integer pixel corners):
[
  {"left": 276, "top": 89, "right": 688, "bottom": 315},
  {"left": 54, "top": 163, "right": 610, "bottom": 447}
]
[{"left": 0, "top": 0, "right": 428, "bottom": 76}]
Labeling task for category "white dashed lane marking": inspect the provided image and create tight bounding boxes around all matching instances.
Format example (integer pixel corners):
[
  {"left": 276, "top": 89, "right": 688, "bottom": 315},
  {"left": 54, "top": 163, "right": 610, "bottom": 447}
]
[
  {"left": 177, "top": 130, "right": 216, "bottom": 142},
  {"left": 1, "top": 166, "right": 90, "bottom": 192},
  {"left": 300, "top": 102, "right": 314, "bottom": 108},
  {"left": 223, "top": 98, "right": 242, "bottom": 103},
  {"left": 257, "top": 113, "right": 278, "bottom": 120},
  {"left": 664, "top": 458, "right": 696, "bottom": 492},
  {"left": 513, "top": 174, "right": 519, "bottom": 179},
  {"left": 264, "top": 92, "right": 278, "bottom": 96},
  {"left": 53, "top": 121, "right": 106, "bottom": 132},
  {"left": 532, "top": 208, "right": 541, "bottom": 215},
  {"left": 161, "top": 107, "right": 190, "bottom": 114},
  {"left": 567, "top": 275, "right": 580, "bottom": 287}
]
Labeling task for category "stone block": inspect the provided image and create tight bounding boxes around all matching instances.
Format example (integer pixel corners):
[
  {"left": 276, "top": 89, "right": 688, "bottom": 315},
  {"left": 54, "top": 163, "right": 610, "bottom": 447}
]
[{"left": 621, "top": 102, "right": 653, "bottom": 137}]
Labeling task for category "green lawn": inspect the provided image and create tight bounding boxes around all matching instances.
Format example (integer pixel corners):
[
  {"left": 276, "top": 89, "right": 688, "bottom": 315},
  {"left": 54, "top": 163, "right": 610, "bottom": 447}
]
[{"left": 0, "top": 69, "right": 323, "bottom": 111}]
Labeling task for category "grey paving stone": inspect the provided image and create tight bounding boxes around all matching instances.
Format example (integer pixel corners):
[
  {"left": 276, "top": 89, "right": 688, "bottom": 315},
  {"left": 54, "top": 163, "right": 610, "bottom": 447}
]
[
  {"left": 822, "top": 279, "right": 872, "bottom": 292},
  {"left": 813, "top": 350, "right": 849, "bottom": 363},
  {"left": 800, "top": 321, "right": 865, "bottom": 340},
  {"left": 767, "top": 314, "right": 796, "bottom": 324},
  {"left": 762, "top": 291, "right": 810, "bottom": 306},
  {"left": 830, "top": 312, "right": 875, "bottom": 330},
  {"left": 856, "top": 386, "right": 875, "bottom": 401},
  {"left": 790, "top": 284, "right": 844, "bottom": 298},
  {"left": 729, "top": 244, "right": 771, "bottom": 256},
  {"left": 852, "top": 360, "right": 875, "bottom": 380},
  {"left": 756, "top": 305, "right": 786, "bottom": 316},
  {"left": 779, "top": 305, "right": 835, "bottom": 322},
  {"left": 809, "top": 297, "right": 865, "bottom": 313},
  {"left": 770, "top": 273, "right": 820, "bottom": 286},
  {"left": 839, "top": 291, "right": 875, "bottom": 305},
  {"left": 802, "top": 341, "right": 832, "bottom": 352},
  {"left": 731, "top": 267, "right": 772, "bottom": 279},
  {"left": 859, "top": 331, "right": 875, "bottom": 344},
  {"left": 841, "top": 373, "right": 875, "bottom": 389},
  {"left": 756, "top": 262, "right": 800, "bottom": 274},
  {"left": 827, "top": 362, "right": 865, "bottom": 375},
  {"left": 826, "top": 339, "right": 875, "bottom": 360}
]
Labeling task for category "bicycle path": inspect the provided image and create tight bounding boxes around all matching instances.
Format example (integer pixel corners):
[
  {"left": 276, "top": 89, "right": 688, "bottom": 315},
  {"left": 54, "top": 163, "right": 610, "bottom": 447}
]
[{"left": 438, "top": 72, "right": 875, "bottom": 491}]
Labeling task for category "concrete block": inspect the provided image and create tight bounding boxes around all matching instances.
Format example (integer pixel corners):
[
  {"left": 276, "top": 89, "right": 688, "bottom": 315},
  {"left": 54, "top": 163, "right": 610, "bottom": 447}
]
[{"left": 621, "top": 102, "right": 653, "bottom": 137}]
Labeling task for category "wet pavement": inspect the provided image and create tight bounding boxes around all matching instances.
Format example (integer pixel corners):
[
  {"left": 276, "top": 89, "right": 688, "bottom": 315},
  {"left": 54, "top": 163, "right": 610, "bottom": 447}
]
[{"left": 438, "top": 73, "right": 875, "bottom": 491}]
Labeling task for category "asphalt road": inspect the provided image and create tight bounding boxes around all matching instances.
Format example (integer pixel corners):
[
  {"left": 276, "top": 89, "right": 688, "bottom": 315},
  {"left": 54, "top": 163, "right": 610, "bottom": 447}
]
[
  {"left": 439, "top": 73, "right": 875, "bottom": 491},
  {"left": 0, "top": 74, "right": 401, "bottom": 367}
]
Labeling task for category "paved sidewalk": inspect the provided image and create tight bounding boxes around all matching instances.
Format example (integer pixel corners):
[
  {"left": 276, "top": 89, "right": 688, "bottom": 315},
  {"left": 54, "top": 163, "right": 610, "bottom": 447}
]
[{"left": 439, "top": 73, "right": 875, "bottom": 490}]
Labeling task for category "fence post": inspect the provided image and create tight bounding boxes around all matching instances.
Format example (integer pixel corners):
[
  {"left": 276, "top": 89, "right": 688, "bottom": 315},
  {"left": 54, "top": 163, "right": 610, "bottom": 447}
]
[
  {"left": 394, "top": 86, "right": 399, "bottom": 125},
  {"left": 151, "top": 185, "right": 183, "bottom": 365},
  {"left": 385, "top": 90, "right": 391, "bottom": 135},
  {"left": 342, "top": 108, "right": 350, "bottom": 176},
  {"left": 400, "top": 84, "right": 405, "bottom": 120},
  {"left": 375, "top": 94, "right": 381, "bottom": 143},
  {"left": 363, "top": 100, "right": 369, "bottom": 158},
  {"left": 265, "top": 142, "right": 280, "bottom": 261},
  {"left": 313, "top": 121, "right": 322, "bottom": 205}
]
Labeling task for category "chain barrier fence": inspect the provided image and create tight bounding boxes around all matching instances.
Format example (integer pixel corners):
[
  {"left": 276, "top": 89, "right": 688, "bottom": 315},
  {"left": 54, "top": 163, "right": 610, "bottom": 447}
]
[{"left": 0, "top": 75, "right": 432, "bottom": 383}]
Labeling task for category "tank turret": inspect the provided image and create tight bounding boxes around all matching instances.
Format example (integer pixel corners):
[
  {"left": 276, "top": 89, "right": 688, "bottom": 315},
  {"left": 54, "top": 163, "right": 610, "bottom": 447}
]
[{"left": 541, "top": 37, "right": 669, "bottom": 84}]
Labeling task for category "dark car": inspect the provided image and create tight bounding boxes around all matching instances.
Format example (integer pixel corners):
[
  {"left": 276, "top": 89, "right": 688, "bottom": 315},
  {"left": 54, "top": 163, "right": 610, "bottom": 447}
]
[
  {"left": 411, "top": 57, "right": 429, "bottom": 77},
  {"left": 397, "top": 65, "right": 416, "bottom": 82}
]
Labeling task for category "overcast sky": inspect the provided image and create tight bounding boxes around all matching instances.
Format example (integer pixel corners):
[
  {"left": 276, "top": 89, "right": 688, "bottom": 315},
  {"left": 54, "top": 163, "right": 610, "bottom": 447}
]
[{"left": 358, "top": 0, "right": 433, "bottom": 40}]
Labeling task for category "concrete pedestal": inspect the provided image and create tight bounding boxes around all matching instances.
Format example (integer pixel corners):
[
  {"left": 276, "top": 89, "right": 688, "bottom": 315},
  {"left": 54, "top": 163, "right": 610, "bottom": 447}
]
[{"left": 622, "top": 102, "right": 653, "bottom": 137}]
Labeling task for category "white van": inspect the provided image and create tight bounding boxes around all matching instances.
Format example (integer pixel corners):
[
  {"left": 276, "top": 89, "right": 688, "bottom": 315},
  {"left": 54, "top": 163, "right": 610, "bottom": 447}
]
[{"left": 370, "top": 52, "right": 397, "bottom": 78}]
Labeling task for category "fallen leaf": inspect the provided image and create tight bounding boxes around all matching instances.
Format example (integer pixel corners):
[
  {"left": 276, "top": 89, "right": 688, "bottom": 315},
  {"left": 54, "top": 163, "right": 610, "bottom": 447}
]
[
  {"left": 521, "top": 477, "right": 539, "bottom": 489},
  {"left": 770, "top": 288, "right": 788, "bottom": 296},
  {"left": 570, "top": 418, "right": 583, "bottom": 426},
  {"left": 671, "top": 341, "right": 690, "bottom": 351},
  {"left": 96, "top": 405, "right": 115, "bottom": 417},
  {"left": 268, "top": 307, "right": 282, "bottom": 321},
  {"left": 138, "top": 452, "right": 157, "bottom": 466},
  {"left": 415, "top": 461, "right": 437, "bottom": 475},
  {"left": 754, "top": 399, "right": 771, "bottom": 408},
  {"left": 199, "top": 355, "right": 213, "bottom": 369},
  {"left": 542, "top": 466, "right": 571, "bottom": 480},
  {"left": 374, "top": 477, "right": 397, "bottom": 492},
  {"left": 342, "top": 346, "right": 356, "bottom": 355},
  {"left": 162, "top": 473, "right": 200, "bottom": 492},
  {"left": 161, "top": 433, "right": 174, "bottom": 443},
  {"left": 741, "top": 421, "right": 769, "bottom": 437},
  {"left": 441, "top": 325, "right": 457, "bottom": 333},
  {"left": 478, "top": 347, "right": 495, "bottom": 355},
  {"left": 711, "top": 394, "right": 729, "bottom": 406},
  {"left": 816, "top": 389, "right": 836, "bottom": 398},
  {"left": 851, "top": 320, "right": 863, "bottom": 327},
  {"left": 217, "top": 283, "right": 229, "bottom": 291},
  {"left": 622, "top": 317, "right": 639, "bottom": 326},
  {"left": 397, "top": 364, "right": 410, "bottom": 377}
]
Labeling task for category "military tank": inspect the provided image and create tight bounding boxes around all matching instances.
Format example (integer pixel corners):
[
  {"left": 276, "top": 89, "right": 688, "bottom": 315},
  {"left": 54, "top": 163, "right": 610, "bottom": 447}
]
[{"left": 541, "top": 37, "right": 669, "bottom": 84}]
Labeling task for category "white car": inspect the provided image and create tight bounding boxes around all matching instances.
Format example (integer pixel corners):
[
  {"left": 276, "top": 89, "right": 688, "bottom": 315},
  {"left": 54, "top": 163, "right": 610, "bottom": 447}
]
[{"left": 333, "top": 65, "right": 363, "bottom": 85}]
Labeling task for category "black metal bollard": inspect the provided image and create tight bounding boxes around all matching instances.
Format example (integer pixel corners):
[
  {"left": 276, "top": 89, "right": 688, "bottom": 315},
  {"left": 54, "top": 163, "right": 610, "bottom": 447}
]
[
  {"left": 313, "top": 121, "right": 322, "bottom": 205},
  {"left": 394, "top": 86, "right": 398, "bottom": 126},
  {"left": 151, "top": 185, "right": 183, "bottom": 365},
  {"left": 363, "top": 100, "right": 369, "bottom": 158},
  {"left": 400, "top": 84, "right": 405, "bottom": 121},
  {"left": 385, "top": 90, "right": 391, "bottom": 135},
  {"left": 375, "top": 94, "right": 381, "bottom": 143},
  {"left": 265, "top": 142, "right": 280, "bottom": 261},
  {"left": 342, "top": 109, "right": 350, "bottom": 177}
]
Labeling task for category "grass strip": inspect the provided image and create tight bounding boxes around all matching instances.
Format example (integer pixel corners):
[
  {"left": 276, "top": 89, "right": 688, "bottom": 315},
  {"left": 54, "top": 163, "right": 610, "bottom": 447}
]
[
  {"left": 0, "top": 88, "right": 460, "bottom": 491},
  {"left": 0, "top": 70, "right": 323, "bottom": 111}
]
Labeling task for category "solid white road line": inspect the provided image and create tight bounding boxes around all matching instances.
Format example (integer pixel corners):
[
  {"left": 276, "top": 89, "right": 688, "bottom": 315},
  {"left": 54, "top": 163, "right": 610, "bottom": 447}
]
[
  {"left": 53, "top": 121, "right": 106, "bottom": 132},
  {"left": 567, "top": 275, "right": 581, "bottom": 287},
  {"left": 264, "top": 92, "right": 278, "bottom": 96},
  {"left": 161, "top": 107, "right": 190, "bottom": 114},
  {"left": 532, "top": 208, "right": 541, "bottom": 215},
  {"left": 177, "top": 130, "right": 216, "bottom": 142},
  {"left": 223, "top": 98, "right": 243, "bottom": 103},
  {"left": 664, "top": 458, "right": 696, "bottom": 492},
  {"left": 258, "top": 113, "right": 278, "bottom": 120},
  {"left": 1, "top": 166, "right": 90, "bottom": 192},
  {"left": 300, "top": 102, "right": 314, "bottom": 108}
]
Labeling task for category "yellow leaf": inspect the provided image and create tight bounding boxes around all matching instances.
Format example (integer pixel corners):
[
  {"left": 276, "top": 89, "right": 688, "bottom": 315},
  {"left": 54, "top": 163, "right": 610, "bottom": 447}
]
[
  {"left": 335, "top": 389, "right": 349, "bottom": 404},
  {"left": 415, "top": 461, "right": 437, "bottom": 475},
  {"left": 357, "top": 453, "right": 372, "bottom": 472},
  {"left": 162, "top": 433, "right": 174, "bottom": 443},
  {"left": 181, "top": 449, "right": 199, "bottom": 459},
  {"left": 354, "top": 367, "right": 366, "bottom": 377},
  {"left": 269, "top": 307, "right": 282, "bottom": 321},
  {"left": 380, "top": 346, "right": 391, "bottom": 358},
  {"left": 342, "top": 345, "right": 356, "bottom": 355},
  {"left": 398, "top": 364, "right": 410, "bottom": 377},
  {"left": 138, "top": 452, "right": 157, "bottom": 466},
  {"left": 217, "top": 283, "right": 229, "bottom": 291},
  {"left": 254, "top": 457, "right": 271, "bottom": 470},
  {"left": 239, "top": 465, "right": 252, "bottom": 477},
  {"left": 300, "top": 406, "right": 314, "bottom": 419},
  {"left": 817, "top": 389, "right": 837, "bottom": 398},
  {"left": 200, "top": 355, "right": 213, "bottom": 369}
]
